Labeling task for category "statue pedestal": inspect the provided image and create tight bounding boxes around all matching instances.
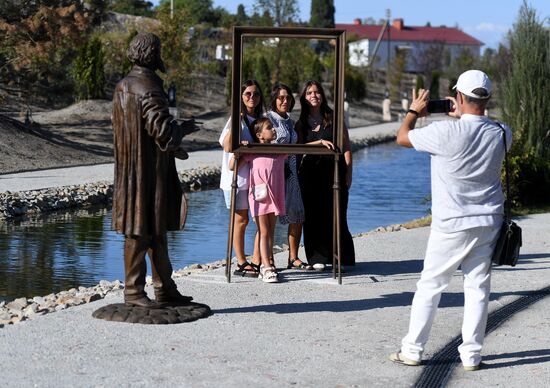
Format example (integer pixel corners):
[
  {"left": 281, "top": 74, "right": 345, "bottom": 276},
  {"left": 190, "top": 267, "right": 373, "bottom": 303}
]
[{"left": 92, "top": 302, "right": 211, "bottom": 324}]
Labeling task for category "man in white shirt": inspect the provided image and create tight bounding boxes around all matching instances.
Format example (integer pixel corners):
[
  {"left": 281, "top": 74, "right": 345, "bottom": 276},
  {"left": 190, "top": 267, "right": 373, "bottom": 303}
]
[{"left": 389, "top": 70, "right": 512, "bottom": 371}]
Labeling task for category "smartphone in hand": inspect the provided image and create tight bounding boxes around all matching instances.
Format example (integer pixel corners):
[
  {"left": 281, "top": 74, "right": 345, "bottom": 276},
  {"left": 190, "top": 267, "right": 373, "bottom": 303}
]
[{"left": 427, "top": 99, "right": 452, "bottom": 114}]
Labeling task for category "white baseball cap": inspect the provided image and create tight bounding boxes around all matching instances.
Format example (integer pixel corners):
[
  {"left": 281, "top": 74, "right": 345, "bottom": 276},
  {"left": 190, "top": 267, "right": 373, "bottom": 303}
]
[{"left": 453, "top": 70, "right": 492, "bottom": 99}]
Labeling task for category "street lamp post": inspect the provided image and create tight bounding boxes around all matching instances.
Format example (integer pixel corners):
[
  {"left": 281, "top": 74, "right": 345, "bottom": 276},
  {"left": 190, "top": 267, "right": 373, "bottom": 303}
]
[{"left": 386, "top": 8, "right": 391, "bottom": 87}]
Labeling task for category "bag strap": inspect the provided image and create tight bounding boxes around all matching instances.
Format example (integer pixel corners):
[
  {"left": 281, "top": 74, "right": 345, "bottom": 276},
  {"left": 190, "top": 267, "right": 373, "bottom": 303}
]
[
  {"left": 494, "top": 121, "right": 511, "bottom": 222},
  {"left": 241, "top": 114, "right": 255, "bottom": 141}
]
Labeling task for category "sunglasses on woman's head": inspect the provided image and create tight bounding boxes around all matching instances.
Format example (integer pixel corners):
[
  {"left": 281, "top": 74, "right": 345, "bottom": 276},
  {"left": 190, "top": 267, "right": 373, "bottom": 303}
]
[{"left": 243, "top": 91, "right": 260, "bottom": 98}]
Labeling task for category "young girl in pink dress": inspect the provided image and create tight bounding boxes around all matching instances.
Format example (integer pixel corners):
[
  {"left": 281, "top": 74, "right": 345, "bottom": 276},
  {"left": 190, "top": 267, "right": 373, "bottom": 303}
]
[{"left": 230, "top": 118, "right": 286, "bottom": 283}]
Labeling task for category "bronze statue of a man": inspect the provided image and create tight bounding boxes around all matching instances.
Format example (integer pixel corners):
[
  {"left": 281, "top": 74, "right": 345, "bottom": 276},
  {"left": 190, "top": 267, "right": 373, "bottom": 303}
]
[{"left": 112, "top": 32, "right": 196, "bottom": 308}]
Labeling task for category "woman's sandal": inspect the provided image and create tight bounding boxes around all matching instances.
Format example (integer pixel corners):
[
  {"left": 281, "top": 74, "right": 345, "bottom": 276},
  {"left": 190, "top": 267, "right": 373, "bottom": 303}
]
[
  {"left": 259, "top": 265, "right": 279, "bottom": 283},
  {"left": 233, "top": 261, "right": 259, "bottom": 278},
  {"left": 287, "top": 257, "right": 313, "bottom": 270},
  {"left": 250, "top": 261, "right": 261, "bottom": 273}
]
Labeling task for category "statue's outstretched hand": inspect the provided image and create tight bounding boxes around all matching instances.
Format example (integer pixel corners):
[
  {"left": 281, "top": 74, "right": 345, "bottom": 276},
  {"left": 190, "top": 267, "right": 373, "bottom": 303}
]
[
  {"left": 176, "top": 118, "right": 202, "bottom": 136},
  {"left": 174, "top": 146, "right": 189, "bottom": 160}
]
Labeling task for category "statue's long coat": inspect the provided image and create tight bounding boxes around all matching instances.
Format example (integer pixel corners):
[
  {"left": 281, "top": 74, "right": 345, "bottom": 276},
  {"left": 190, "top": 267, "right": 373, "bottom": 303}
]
[{"left": 111, "top": 66, "right": 185, "bottom": 237}]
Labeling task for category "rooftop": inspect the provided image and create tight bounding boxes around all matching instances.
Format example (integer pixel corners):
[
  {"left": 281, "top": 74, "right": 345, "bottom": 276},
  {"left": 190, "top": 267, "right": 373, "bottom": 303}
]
[{"left": 336, "top": 18, "right": 483, "bottom": 46}]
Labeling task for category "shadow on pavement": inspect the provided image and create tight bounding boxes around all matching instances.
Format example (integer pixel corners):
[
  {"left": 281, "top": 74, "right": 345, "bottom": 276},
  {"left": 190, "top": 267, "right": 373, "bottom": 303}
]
[
  {"left": 482, "top": 349, "right": 550, "bottom": 368},
  {"left": 213, "top": 289, "right": 546, "bottom": 315}
]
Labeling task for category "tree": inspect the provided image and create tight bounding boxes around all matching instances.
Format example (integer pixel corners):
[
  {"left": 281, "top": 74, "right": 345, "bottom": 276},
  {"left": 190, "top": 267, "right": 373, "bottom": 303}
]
[
  {"left": 0, "top": 1, "right": 96, "bottom": 101},
  {"left": 309, "top": 0, "right": 334, "bottom": 28},
  {"left": 428, "top": 71, "right": 440, "bottom": 99},
  {"left": 279, "top": 40, "right": 322, "bottom": 91},
  {"left": 250, "top": 1, "right": 299, "bottom": 82},
  {"left": 235, "top": 4, "right": 249, "bottom": 25},
  {"left": 501, "top": 1, "right": 550, "bottom": 205},
  {"left": 250, "top": 9, "right": 273, "bottom": 26},
  {"left": 254, "top": 0, "right": 299, "bottom": 27},
  {"left": 413, "top": 43, "right": 445, "bottom": 87},
  {"left": 72, "top": 35, "right": 105, "bottom": 100},
  {"left": 446, "top": 47, "right": 476, "bottom": 80},
  {"left": 108, "top": 0, "right": 153, "bottom": 16},
  {"left": 153, "top": 5, "right": 197, "bottom": 98},
  {"left": 99, "top": 29, "right": 137, "bottom": 88},
  {"left": 389, "top": 48, "right": 407, "bottom": 101},
  {"left": 159, "top": 0, "right": 218, "bottom": 25},
  {"left": 415, "top": 74, "right": 424, "bottom": 95}
]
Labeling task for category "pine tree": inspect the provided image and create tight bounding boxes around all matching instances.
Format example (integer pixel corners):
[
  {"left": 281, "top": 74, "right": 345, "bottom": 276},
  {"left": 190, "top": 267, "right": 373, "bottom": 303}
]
[
  {"left": 502, "top": 1, "right": 550, "bottom": 205},
  {"left": 309, "top": 0, "right": 334, "bottom": 28}
]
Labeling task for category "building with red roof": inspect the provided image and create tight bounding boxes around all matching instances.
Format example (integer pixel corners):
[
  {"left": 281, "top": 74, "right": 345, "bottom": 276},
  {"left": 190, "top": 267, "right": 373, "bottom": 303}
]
[{"left": 336, "top": 18, "right": 483, "bottom": 72}]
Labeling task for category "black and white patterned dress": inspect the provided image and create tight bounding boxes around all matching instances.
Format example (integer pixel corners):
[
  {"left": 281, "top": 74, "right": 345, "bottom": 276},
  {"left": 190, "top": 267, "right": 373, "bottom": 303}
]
[{"left": 267, "top": 110, "right": 305, "bottom": 225}]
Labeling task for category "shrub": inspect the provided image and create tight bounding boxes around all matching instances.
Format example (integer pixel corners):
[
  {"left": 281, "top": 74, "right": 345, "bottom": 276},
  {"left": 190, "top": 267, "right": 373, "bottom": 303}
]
[
  {"left": 345, "top": 68, "right": 366, "bottom": 101},
  {"left": 72, "top": 36, "right": 106, "bottom": 100}
]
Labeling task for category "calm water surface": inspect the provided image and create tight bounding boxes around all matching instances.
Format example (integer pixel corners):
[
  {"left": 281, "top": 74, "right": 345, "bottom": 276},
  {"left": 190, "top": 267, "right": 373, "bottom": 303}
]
[{"left": 0, "top": 143, "right": 430, "bottom": 301}]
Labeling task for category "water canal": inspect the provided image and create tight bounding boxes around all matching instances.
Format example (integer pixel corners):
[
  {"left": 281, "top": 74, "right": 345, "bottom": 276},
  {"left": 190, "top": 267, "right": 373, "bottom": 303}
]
[{"left": 0, "top": 143, "right": 430, "bottom": 302}]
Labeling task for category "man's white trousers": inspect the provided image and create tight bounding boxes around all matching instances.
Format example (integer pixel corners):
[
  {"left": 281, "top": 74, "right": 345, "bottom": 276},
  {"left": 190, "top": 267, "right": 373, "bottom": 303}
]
[{"left": 400, "top": 225, "right": 500, "bottom": 367}]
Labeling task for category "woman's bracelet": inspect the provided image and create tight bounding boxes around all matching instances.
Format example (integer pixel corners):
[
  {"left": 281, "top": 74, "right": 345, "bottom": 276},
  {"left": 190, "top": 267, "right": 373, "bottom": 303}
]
[{"left": 407, "top": 109, "right": 419, "bottom": 117}]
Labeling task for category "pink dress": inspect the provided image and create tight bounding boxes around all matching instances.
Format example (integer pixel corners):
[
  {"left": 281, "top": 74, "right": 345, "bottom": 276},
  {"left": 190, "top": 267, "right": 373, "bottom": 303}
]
[{"left": 245, "top": 154, "right": 287, "bottom": 217}]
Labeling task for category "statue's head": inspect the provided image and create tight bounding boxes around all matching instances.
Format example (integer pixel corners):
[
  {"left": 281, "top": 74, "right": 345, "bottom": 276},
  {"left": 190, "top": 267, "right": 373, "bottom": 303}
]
[{"left": 127, "top": 32, "right": 166, "bottom": 73}]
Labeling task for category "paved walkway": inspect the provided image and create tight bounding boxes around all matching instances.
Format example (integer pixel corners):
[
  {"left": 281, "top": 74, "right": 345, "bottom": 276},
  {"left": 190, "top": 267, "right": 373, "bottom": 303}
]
[
  {"left": 1, "top": 121, "right": 549, "bottom": 386},
  {"left": 1, "top": 214, "right": 548, "bottom": 387},
  {"left": 0, "top": 122, "right": 399, "bottom": 192}
]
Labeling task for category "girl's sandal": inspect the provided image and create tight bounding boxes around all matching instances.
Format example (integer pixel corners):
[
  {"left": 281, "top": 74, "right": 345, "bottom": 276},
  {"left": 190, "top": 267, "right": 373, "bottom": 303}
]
[
  {"left": 233, "top": 261, "right": 259, "bottom": 278},
  {"left": 287, "top": 257, "right": 313, "bottom": 270},
  {"left": 259, "top": 265, "right": 279, "bottom": 283},
  {"left": 249, "top": 261, "right": 261, "bottom": 273}
]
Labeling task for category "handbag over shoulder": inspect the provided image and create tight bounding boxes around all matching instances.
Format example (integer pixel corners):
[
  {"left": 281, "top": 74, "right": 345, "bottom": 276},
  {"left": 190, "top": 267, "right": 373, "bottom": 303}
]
[{"left": 491, "top": 122, "right": 522, "bottom": 266}]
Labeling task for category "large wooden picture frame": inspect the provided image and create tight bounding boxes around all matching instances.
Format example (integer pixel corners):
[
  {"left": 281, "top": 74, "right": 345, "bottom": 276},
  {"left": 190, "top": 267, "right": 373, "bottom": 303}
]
[
  {"left": 225, "top": 26, "right": 347, "bottom": 284},
  {"left": 230, "top": 26, "right": 346, "bottom": 155}
]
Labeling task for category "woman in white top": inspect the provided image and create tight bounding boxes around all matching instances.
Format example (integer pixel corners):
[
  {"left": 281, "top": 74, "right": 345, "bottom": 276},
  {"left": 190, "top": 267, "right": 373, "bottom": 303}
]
[{"left": 219, "top": 80, "right": 264, "bottom": 277}]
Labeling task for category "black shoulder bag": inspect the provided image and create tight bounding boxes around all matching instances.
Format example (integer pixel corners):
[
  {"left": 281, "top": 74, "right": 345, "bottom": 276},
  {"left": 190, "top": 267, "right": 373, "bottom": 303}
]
[{"left": 492, "top": 123, "right": 522, "bottom": 266}]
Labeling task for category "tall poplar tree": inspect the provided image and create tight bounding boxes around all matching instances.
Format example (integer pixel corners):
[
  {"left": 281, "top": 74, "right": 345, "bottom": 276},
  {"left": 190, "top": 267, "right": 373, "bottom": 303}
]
[
  {"left": 502, "top": 1, "right": 550, "bottom": 205},
  {"left": 309, "top": 0, "right": 334, "bottom": 28}
]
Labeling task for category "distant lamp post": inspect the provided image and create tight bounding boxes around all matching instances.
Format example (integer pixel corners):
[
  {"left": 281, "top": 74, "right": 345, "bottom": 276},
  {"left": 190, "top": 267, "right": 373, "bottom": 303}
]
[
  {"left": 386, "top": 8, "right": 391, "bottom": 87},
  {"left": 168, "top": 83, "right": 177, "bottom": 107},
  {"left": 168, "top": 83, "right": 178, "bottom": 118}
]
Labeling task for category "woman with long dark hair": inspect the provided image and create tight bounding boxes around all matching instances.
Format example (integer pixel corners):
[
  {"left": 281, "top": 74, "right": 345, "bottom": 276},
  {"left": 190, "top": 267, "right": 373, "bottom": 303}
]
[
  {"left": 295, "top": 80, "right": 355, "bottom": 270},
  {"left": 219, "top": 79, "right": 264, "bottom": 276}
]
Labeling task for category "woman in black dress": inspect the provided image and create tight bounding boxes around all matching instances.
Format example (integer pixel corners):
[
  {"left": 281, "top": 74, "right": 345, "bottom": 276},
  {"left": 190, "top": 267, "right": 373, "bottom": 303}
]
[{"left": 295, "top": 80, "right": 355, "bottom": 270}]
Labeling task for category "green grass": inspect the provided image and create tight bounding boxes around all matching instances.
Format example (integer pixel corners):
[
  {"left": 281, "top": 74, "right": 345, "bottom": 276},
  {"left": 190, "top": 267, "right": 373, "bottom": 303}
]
[
  {"left": 402, "top": 216, "right": 432, "bottom": 229},
  {"left": 513, "top": 204, "right": 550, "bottom": 217}
]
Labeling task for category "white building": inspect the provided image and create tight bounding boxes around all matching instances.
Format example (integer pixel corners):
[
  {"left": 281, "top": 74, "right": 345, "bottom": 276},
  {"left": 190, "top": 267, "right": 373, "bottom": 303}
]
[{"left": 336, "top": 19, "right": 483, "bottom": 72}]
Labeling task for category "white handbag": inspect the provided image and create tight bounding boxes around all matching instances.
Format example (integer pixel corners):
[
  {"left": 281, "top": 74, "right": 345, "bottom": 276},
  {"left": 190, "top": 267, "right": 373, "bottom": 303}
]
[{"left": 252, "top": 183, "right": 268, "bottom": 201}]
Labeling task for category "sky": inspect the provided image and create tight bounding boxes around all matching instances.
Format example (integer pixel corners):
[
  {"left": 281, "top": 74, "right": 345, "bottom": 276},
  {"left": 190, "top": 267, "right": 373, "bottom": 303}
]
[{"left": 152, "top": 1, "right": 550, "bottom": 50}]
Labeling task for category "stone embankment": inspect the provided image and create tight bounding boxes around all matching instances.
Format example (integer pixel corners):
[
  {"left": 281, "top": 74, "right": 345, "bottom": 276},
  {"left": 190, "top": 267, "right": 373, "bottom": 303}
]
[
  {"left": 0, "top": 166, "right": 220, "bottom": 220},
  {"left": 0, "top": 222, "right": 410, "bottom": 327},
  {"left": 0, "top": 260, "right": 227, "bottom": 327}
]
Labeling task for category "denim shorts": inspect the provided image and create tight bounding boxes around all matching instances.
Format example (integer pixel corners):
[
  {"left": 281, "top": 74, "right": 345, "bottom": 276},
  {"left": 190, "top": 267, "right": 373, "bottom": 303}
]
[{"left": 223, "top": 189, "right": 249, "bottom": 210}]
